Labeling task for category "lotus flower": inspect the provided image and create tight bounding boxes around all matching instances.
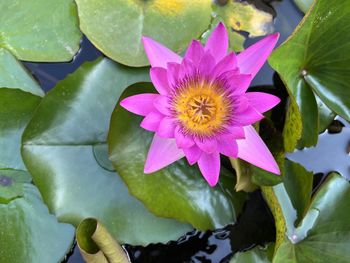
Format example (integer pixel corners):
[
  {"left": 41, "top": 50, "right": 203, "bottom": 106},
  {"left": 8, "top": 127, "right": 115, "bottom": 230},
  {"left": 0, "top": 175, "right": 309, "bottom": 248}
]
[{"left": 120, "top": 23, "right": 281, "bottom": 187}]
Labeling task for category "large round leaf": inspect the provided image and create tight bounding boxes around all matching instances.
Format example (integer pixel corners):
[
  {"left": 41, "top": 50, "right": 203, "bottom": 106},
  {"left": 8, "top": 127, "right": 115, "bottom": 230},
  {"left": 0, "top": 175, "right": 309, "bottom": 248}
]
[
  {"left": 0, "top": 88, "right": 41, "bottom": 170},
  {"left": 269, "top": 0, "right": 350, "bottom": 149},
  {"left": 75, "top": 0, "right": 212, "bottom": 66},
  {"left": 0, "top": 169, "right": 75, "bottom": 263},
  {"left": 108, "top": 84, "right": 247, "bottom": 230},
  {"left": 0, "top": 48, "right": 43, "bottom": 96},
  {"left": 0, "top": 0, "right": 81, "bottom": 62},
  {"left": 273, "top": 173, "right": 350, "bottom": 262},
  {"left": 22, "top": 58, "right": 192, "bottom": 245}
]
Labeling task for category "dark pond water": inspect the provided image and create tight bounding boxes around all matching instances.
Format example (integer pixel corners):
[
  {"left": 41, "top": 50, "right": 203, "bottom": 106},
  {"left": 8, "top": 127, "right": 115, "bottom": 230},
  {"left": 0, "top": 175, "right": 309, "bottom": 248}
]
[{"left": 23, "top": 1, "right": 349, "bottom": 262}]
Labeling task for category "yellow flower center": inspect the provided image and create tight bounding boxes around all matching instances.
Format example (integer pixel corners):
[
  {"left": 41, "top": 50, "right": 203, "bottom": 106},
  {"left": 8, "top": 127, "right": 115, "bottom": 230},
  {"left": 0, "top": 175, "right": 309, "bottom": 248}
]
[{"left": 172, "top": 78, "right": 231, "bottom": 137}]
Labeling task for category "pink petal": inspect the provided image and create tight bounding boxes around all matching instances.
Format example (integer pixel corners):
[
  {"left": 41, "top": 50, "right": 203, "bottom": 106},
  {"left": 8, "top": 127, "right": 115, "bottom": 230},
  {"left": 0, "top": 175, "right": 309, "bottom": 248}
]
[
  {"left": 245, "top": 92, "right": 281, "bottom": 114},
  {"left": 144, "top": 134, "right": 185, "bottom": 173},
  {"left": 205, "top": 22, "right": 228, "bottom": 62},
  {"left": 154, "top": 96, "right": 172, "bottom": 116},
  {"left": 179, "top": 58, "right": 196, "bottom": 80},
  {"left": 237, "top": 33, "right": 279, "bottom": 79},
  {"left": 120, "top": 93, "right": 159, "bottom": 116},
  {"left": 237, "top": 125, "right": 280, "bottom": 174},
  {"left": 211, "top": 52, "right": 238, "bottom": 78},
  {"left": 185, "top": 40, "right": 205, "bottom": 65},
  {"left": 174, "top": 126, "right": 195, "bottom": 149},
  {"left": 142, "top": 36, "right": 182, "bottom": 68},
  {"left": 150, "top": 67, "right": 171, "bottom": 95},
  {"left": 217, "top": 135, "right": 238, "bottom": 158},
  {"left": 233, "top": 105, "right": 264, "bottom": 126},
  {"left": 167, "top": 62, "right": 181, "bottom": 88},
  {"left": 198, "top": 152, "right": 221, "bottom": 187},
  {"left": 183, "top": 145, "right": 202, "bottom": 165},
  {"left": 225, "top": 126, "right": 245, "bottom": 139},
  {"left": 220, "top": 72, "right": 252, "bottom": 95},
  {"left": 195, "top": 138, "right": 218, "bottom": 154},
  {"left": 157, "top": 117, "right": 176, "bottom": 138},
  {"left": 198, "top": 51, "right": 216, "bottom": 77},
  {"left": 140, "top": 111, "right": 164, "bottom": 132}
]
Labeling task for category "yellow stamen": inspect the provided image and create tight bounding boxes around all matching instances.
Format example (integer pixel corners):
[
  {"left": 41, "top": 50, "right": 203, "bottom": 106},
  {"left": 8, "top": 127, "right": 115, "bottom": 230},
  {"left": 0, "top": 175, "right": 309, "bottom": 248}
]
[{"left": 172, "top": 78, "right": 231, "bottom": 137}]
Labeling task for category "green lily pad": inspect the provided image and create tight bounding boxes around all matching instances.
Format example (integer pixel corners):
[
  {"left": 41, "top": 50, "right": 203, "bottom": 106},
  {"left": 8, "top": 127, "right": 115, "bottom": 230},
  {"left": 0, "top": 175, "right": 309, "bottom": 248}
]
[
  {"left": 269, "top": 0, "right": 350, "bottom": 149},
  {"left": 0, "top": 169, "right": 30, "bottom": 203},
  {"left": 261, "top": 160, "right": 313, "bottom": 254},
  {"left": 22, "top": 58, "right": 193, "bottom": 245},
  {"left": 75, "top": 0, "right": 212, "bottom": 66},
  {"left": 274, "top": 173, "right": 350, "bottom": 262},
  {"left": 211, "top": 0, "right": 274, "bottom": 51},
  {"left": 0, "top": 48, "right": 43, "bottom": 96},
  {"left": 108, "top": 84, "right": 247, "bottom": 230},
  {"left": 0, "top": 0, "right": 81, "bottom": 62},
  {"left": 230, "top": 244, "right": 273, "bottom": 263},
  {"left": 0, "top": 169, "right": 75, "bottom": 263},
  {"left": 282, "top": 98, "right": 302, "bottom": 151},
  {"left": 0, "top": 88, "right": 41, "bottom": 170}
]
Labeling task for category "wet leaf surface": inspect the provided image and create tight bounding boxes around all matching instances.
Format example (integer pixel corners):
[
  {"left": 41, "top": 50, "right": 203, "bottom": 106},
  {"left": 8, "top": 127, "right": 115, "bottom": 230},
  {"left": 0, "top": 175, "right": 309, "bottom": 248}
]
[
  {"left": 0, "top": 0, "right": 81, "bottom": 62},
  {"left": 0, "top": 88, "right": 41, "bottom": 170},
  {"left": 108, "top": 83, "right": 247, "bottom": 230},
  {"left": 274, "top": 173, "right": 350, "bottom": 262},
  {"left": 0, "top": 170, "right": 75, "bottom": 263},
  {"left": 269, "top": 0, "right": 350, "bottom": 149},
  {"left": 75, "top": 0, "right": 212, "bottom": 66},
  {"left": 22, "top": 58, "right": 193, "bottom": 245},
  {"left": 0, "top": 48, "right": 43, "bottom": 96}
]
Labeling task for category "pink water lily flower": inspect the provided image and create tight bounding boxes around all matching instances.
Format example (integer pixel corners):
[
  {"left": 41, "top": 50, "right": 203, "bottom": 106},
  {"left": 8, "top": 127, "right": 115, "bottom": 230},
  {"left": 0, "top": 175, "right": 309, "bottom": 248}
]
[{"left": 121, "top": 23, "right": 281, "bottom": 187}]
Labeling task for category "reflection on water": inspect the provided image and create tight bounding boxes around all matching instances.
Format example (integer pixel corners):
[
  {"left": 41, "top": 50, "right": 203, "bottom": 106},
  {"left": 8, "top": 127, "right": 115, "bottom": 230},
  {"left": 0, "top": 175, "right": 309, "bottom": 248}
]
[{"left": 287, "top": 126, "right": 350, "bottom": 181}]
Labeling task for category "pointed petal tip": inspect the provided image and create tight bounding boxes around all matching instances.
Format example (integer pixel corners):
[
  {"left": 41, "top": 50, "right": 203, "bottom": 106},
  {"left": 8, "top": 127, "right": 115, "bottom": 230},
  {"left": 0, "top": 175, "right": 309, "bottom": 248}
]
[
  {"left": 142, "top": 35, "right": 182, "bottom": 68},
  {"left": 217, "top": 21, "right": 226, "bottom": 30},
  {"left": 207, "top": 179, "right": 218, "bottom": 187},
  {"left": 198, "top": 152, "right": 221, "bottom": 187},
  {"left": 205, "top": 22, "right": 229, "bottom": 61},
  {"left": 143, "top": 164, "right": 155, "bottom": 174}
]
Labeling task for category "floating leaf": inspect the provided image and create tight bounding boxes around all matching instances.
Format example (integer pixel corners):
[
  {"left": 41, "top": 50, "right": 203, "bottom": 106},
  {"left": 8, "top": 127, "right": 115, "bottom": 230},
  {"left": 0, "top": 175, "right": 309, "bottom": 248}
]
[
  {"left": 282, "top": 99, "right": 302, "bottom": 151},
  {"left": 75, "top": 0, "right": 212, "bottom": 66},
  {"left": 274, "top": 173, "right": 350, "bottom": 262},
  {"left": 269, "top": 0, "right": 350, "bottom": 149},
  {"left": 22, "top": 58, "right": 192, "bottom": 245},
  {"left": 211, "top": 0, "right": 274, "bottom": 51},
  {"left": 0, "top": 0, "right": 81, "bottom": 62},
  {"left": 77, "top": 218, "right": 129, "bottom": 263},
  {"left": 0, "top": 170, "right": 75, "bottom": 263},
  {"left": 108, "top": 84, "right": 247, "bottom": 230},
  {"left": 0, "top": 88, "right": 41, "bottom": 170},
  {"left": 261, "top": 160, "right": 313, "bottom": 255},
  {"left": 0, "top": 48, "right": 43, "bottom": 96},
  {"left": 230, "top": 244, "right": 273, "bottom": 263}
]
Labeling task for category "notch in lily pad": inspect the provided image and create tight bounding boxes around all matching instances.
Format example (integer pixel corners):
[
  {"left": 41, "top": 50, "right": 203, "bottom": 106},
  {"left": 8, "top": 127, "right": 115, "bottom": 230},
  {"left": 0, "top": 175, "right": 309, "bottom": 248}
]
[{"left": 0, "top": 169, "right": 31, "bottom": 204}]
